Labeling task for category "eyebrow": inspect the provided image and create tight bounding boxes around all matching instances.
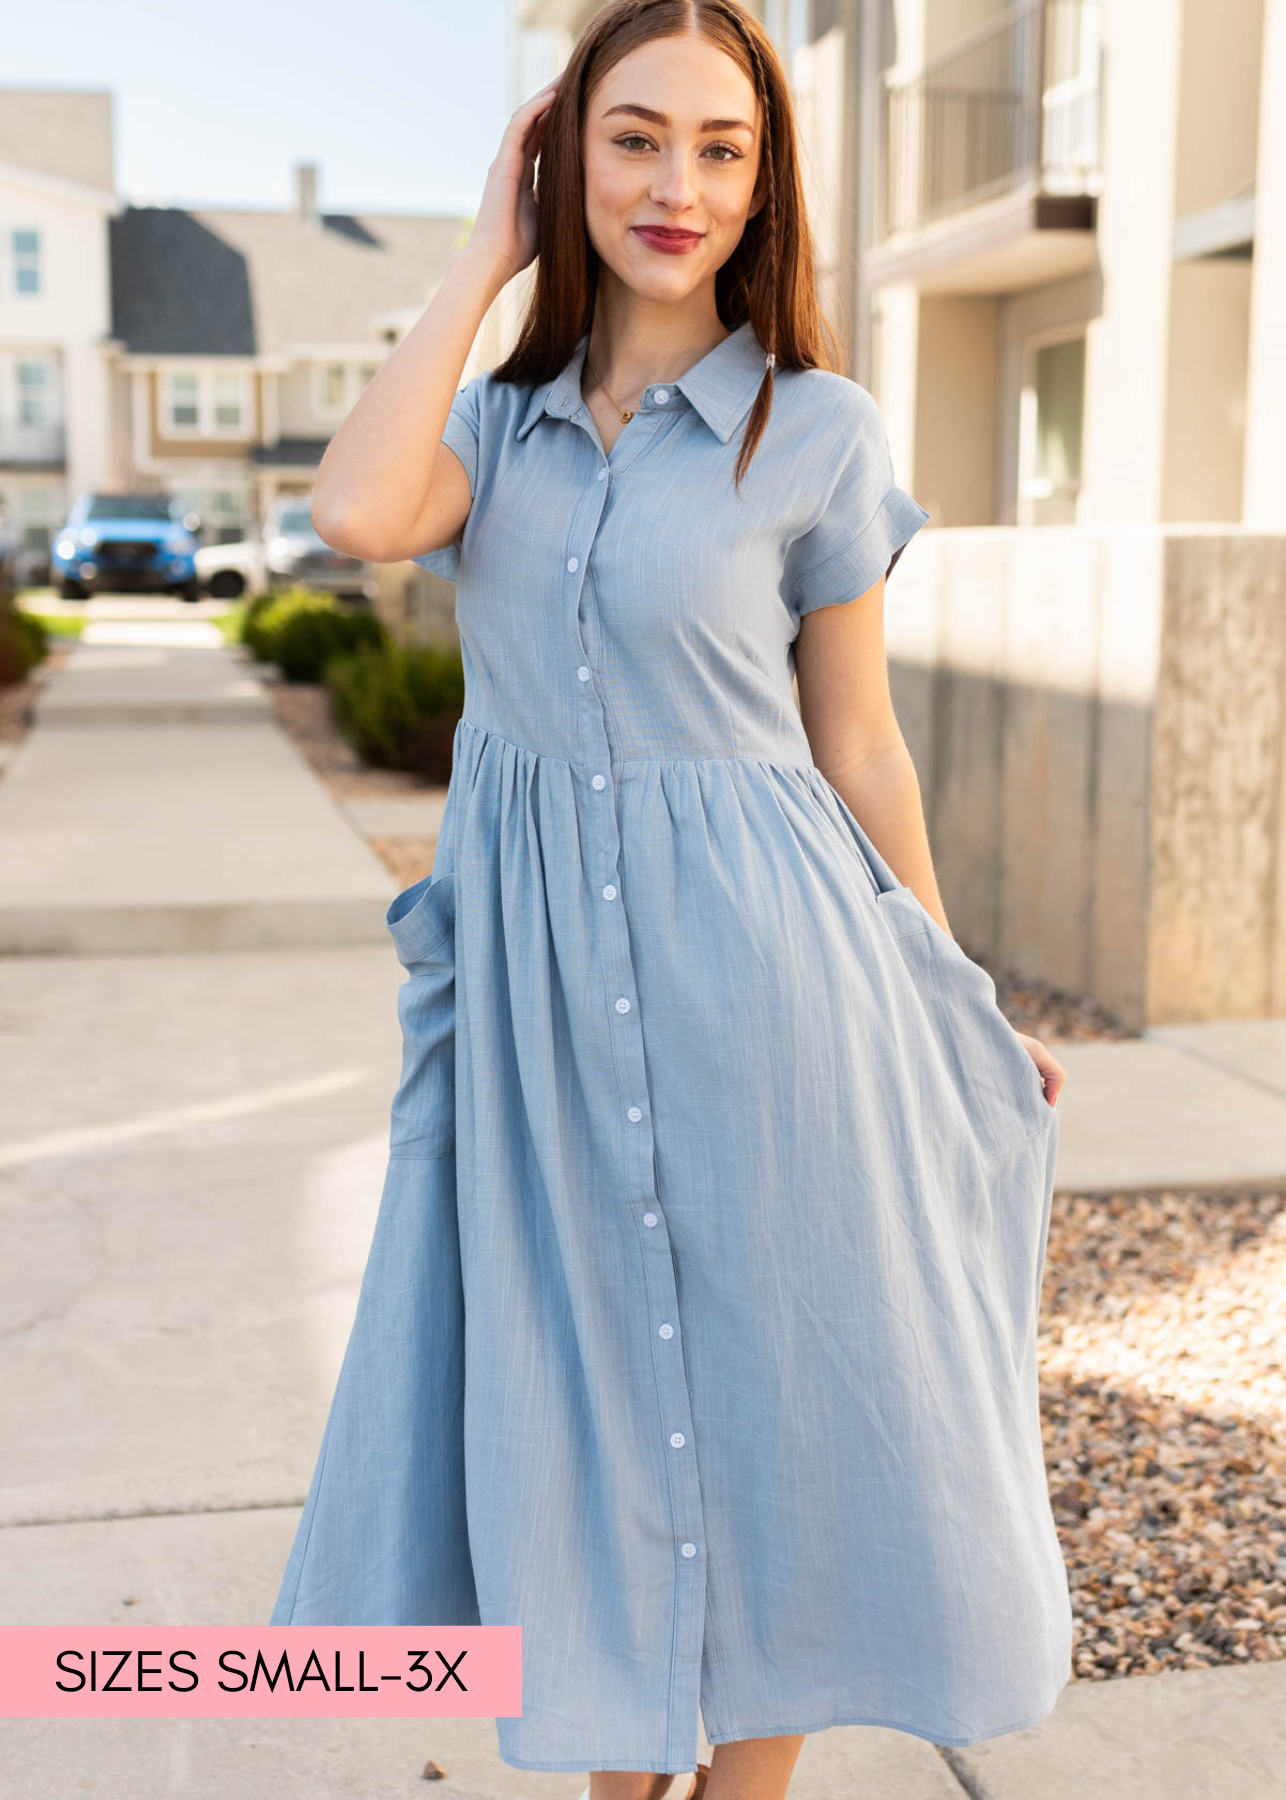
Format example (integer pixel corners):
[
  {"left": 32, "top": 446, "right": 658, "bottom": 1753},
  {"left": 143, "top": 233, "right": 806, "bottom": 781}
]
[{"left": 601, "top": 102, "right": 754, "bottom": 134}]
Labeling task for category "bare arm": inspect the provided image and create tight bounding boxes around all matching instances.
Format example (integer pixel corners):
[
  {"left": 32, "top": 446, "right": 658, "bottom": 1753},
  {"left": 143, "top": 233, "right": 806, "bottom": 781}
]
[
  {"left": 311, "top": 76, "right": 562, "bottom": 564},
  {"left": 794, "top": 578, "right": 950, "bottom": 932}
]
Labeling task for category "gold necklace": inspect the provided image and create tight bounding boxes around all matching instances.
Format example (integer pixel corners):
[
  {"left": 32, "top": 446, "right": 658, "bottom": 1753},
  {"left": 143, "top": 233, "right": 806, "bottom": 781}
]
[{"left": 583, "top": 351, "right": 640, "bottom": 424}]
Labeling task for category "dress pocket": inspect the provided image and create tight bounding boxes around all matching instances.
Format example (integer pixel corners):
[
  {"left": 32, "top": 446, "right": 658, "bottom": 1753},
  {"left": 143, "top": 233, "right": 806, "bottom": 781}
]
[
  {"left": 386, "top": 871, "right": 457, "bottom": 1158},
  {"left": 387, "top": 869, "right": 457, "bottom": 969},
  {"left": 875, "top": 884, "right": 1047, "bottom": 1162}
]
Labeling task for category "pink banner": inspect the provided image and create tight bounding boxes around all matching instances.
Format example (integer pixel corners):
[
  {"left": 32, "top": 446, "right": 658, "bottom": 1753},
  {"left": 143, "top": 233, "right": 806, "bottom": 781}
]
[{"left": 0, "top": 1627, "right": 521, "bottom": 1718}]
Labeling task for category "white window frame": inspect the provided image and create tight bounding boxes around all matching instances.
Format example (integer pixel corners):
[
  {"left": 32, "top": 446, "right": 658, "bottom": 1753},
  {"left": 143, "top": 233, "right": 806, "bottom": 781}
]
[
  {"left": 10, "top": 228, "right": 40, "bottom": 296},
  {"left": 1016, "top": 324, "right": 1086, "bottom": 527},
  {"left": 311, "top": 359, "right": 382, "bottom": 420},
  {"left": 161, "top": 365, "right": 254, "bottom": 438},
  {"left": 0, "top": 351, "right": 61, "bottom": 434}
]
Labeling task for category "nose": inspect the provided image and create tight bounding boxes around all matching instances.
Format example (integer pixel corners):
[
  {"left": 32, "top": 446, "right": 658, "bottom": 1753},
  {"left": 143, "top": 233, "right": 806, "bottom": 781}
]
[{"left": 648, "top": 149, "right": 700, "bottom": 214}]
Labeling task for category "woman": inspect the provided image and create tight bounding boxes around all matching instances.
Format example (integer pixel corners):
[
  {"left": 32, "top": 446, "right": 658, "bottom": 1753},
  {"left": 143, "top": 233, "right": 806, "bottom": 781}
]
[{"left": 268, "top": 3, "right": 1073, "bottom": 1796}]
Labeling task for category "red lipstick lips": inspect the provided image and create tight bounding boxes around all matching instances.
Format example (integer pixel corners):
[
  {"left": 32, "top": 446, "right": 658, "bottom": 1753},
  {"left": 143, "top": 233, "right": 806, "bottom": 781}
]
[{"left": 631, "top": 225, "right": 704, "bottom": 255}]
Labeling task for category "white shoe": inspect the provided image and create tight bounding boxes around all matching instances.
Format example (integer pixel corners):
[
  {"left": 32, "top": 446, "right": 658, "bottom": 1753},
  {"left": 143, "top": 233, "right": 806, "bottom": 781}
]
[{"left": 576, "top": 1776, "right": 699, "bottom": 1800}]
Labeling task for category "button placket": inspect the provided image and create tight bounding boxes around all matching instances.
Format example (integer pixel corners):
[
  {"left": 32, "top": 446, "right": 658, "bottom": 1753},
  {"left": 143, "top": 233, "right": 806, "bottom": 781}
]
[{"left": 561, "top": 417, "right": 707, "bottom": 1775}]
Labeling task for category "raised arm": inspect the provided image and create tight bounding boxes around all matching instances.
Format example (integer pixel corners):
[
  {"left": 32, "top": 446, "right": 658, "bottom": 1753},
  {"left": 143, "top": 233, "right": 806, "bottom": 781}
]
[{"left": 310, "top": 76, "right": 562, "bottom": 565}]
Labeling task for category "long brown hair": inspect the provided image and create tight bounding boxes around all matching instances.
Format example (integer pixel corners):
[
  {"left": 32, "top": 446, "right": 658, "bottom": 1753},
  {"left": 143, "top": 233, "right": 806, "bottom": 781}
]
[{"left": 492, "top": 0, "right": 843, "bottom": 491}]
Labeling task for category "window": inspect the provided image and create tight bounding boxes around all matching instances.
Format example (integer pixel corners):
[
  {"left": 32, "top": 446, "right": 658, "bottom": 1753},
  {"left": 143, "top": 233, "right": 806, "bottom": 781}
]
[
  {"left": 0, "top": 353, "right": 61, "bottom": 435},
  {"left": 1018, "top": 331, "right": 1085, "bottom": 526},
  {"left": 86, "top": 495, "right": 178, "bottom": 522},
  {"left": 16, "top": 360, "right": 49, "bottom": 426},
  {"left": 274, "top": 504, "right": 317, "bottom": 536},
  {"left": 212, "top": 371, "right": 244, "bottom": 429},
  {"left": 162, "top": 367, "right": 252, "bottom": 436},
  {"left": 168, "top": 372, "right": 200, "bottom": 429},
  {"left": 314, "top": 359, "right": 385, "bottom": 417},
  {"left": 12, "top": 229, "right": 40, "bottom": 295}
]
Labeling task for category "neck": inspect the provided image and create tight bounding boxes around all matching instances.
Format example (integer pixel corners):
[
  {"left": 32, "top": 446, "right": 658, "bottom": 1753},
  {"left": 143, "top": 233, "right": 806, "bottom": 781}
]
[{"left": 584, "top": 276, "right": 729, "bottom": 404}]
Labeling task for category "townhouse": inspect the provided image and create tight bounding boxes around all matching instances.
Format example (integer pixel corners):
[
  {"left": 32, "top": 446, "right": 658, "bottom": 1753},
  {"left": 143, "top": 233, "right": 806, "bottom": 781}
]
[{"left": 0, "top": 86, "right": 476, "bottom": 579}]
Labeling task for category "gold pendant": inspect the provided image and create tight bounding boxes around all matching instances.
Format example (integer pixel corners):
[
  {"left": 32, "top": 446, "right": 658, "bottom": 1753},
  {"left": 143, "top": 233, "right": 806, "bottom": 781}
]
[{"left": 619, "top": 409, "right": 634, "bottom": 423}]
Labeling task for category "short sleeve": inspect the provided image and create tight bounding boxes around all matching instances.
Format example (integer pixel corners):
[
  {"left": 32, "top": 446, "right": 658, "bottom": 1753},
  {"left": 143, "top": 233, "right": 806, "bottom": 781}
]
[
  {"left": 782, "top": 384, "right": 931, "bottom": 618},
  {"left": 411, "top": 372, "right": 484, "bottom": 582}
]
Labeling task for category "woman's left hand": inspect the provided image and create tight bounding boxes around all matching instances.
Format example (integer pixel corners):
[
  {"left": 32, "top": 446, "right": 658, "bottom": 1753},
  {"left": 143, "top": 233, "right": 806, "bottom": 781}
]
[{"left": 1015, "top": 1033, "right": 1066, "bottom": 1107}]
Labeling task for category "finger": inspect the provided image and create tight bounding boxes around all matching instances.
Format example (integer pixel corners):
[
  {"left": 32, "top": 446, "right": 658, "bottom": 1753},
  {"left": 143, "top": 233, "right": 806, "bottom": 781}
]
[{"left": 517, "top": 79, "right": 560, "bottom": 118}]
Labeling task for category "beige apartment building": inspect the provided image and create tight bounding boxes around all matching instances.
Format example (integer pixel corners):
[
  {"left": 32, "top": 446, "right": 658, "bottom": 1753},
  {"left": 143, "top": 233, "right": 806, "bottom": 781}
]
[
  {"left": 513, "top": 0, "right": 1282, "bottom": 529},
  {"left": 504, "top": 0, "right": 1286, "bottom": 1028}
]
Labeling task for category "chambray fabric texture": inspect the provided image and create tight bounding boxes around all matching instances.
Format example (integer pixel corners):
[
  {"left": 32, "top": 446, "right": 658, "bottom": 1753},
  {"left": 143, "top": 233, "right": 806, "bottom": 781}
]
[{"left": 267, "top": 320, "right": 1073, "bottom": 1772}]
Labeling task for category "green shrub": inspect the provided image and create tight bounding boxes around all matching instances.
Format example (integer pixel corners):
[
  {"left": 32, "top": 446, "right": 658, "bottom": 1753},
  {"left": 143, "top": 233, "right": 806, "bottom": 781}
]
[
  {"left": 239, "top": 592, "right": 280, "bottom": 658},
  {"left": 247, "top": 590, "right": 387, "bottom": 681},
  {"left": 0, "top": 606, "right": 48, "bottom": 687},
  {"left": 326, "top": 640, "right": 465, "bottom": 782}
]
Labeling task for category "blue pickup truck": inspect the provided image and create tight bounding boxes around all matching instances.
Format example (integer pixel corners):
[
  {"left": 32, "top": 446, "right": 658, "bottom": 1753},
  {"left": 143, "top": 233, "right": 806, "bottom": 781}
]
[{"left": 52, "top": 493, "right": 201, "bottom": 602}]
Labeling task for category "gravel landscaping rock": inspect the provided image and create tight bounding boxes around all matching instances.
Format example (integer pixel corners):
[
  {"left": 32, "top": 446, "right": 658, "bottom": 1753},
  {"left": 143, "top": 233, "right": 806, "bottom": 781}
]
[{"left": 1040, "top": 1186, "right": 1286, "bottom": 1684}]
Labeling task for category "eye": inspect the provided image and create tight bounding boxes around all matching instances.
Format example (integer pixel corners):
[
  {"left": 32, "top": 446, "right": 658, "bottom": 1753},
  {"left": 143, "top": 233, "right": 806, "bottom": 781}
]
[{"left": 612, "top": 133, "right": 744, "bottom": 164}]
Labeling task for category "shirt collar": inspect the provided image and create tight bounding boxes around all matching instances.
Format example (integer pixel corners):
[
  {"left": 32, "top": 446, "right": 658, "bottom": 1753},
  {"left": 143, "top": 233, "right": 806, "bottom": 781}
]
[{"left": 514, "top": 319, "right": 768, "bottom": 445}]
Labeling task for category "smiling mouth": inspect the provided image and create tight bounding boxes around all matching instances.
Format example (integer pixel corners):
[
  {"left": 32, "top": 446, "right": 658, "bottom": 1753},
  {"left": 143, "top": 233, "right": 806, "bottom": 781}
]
[{"left": 632, "top": 225, "right": 704, "bottom": 241}]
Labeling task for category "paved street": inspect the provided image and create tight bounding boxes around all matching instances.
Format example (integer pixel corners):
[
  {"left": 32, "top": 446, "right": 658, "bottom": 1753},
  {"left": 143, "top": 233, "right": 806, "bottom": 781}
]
[{"left": 1, "top": 611, "right": 1283, "bottom": 1798}]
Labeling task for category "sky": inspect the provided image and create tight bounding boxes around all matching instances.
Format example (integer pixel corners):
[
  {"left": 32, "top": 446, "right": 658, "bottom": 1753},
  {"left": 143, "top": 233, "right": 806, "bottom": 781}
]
[{"left": 9, "top": 0, "right": 515, "bottom": 221}]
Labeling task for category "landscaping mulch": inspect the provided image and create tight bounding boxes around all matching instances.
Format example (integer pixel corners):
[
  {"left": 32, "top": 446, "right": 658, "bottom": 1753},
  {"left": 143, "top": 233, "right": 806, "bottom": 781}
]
[
  {"left": 1041, "top": 1185, "right": 1286, "bottom": 1683},
  {"left": 266, "top": 680, "right": 435, "bottom": 803},
  {"left": 367, "top": 836, "right": 438, "bottom": 890},
  {"left": 990, "top": 969, "right": 1133, "bottom": 1045},
  {"left": 0, "top": 642, "right": 72, "bottom": 755}
]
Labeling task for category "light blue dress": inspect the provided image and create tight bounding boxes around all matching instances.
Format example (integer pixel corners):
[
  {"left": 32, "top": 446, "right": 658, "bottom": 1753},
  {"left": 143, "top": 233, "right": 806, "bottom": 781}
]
[{"left": 268, "top": 320, "right": 1072, "bottom": 1772}]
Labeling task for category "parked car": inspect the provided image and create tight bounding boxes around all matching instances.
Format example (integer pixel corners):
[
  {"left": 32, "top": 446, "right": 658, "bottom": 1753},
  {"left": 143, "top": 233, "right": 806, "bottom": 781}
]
[
  {"left": 52, "top": 494, "right": 201, "bottom": 602},
  {"left": 194, "top": 498, "right": 377, "bottom": 602}
]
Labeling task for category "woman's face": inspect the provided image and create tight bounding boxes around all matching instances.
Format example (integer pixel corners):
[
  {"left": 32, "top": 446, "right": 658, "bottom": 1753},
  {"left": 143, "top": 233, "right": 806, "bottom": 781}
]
[{"left": 582, "top": 32, "right": 765, "bottom": 305}]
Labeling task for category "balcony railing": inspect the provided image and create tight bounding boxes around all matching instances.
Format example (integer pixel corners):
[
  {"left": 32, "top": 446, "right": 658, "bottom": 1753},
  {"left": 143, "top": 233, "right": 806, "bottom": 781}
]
[{"left": 881, "top": 0, "right": 1102, "bottom": 239}]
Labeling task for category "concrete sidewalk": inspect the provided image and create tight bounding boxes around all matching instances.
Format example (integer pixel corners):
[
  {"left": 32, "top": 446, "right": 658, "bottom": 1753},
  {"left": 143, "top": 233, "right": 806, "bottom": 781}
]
[
  {"left": 1, "top": 608, "right": 1283, "bottom": 1797},
  {"left": 0, "top": 619, "right": 394, "bottom": 953}
]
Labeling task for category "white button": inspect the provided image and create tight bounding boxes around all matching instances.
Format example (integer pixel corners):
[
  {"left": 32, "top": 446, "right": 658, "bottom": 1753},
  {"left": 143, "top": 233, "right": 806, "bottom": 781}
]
[
  {"left": 567, "top": 556, "right": 579, "bottom": 572},
  {"left": 643, "top": 1212, "right": 658, "bottom": 1227},
  {"left": 602, "top": 883, "right": 617, "bottom": 899},
  {"left": 596, "top": 467, "right": 607, "bottom": 481},
  {"left": 659, "top": 1323, "right": 674, "bottom": 1339},
  {"left": 669, "top": 1432, "right": 685, "bottom": 1448},
  {"left": 654, "top": 388, "right": 669, "bottom": 404},
  {"left": 681, "top": 1543, "right": 697, "bottom": 1558},
  {"left": 615, "top": 996, "right": 631, "bottom": 1013},
  {"left": 627, "top": 1106, "right": 643, "bottom": 1122},
  {"left": 577, "top": 665, "right": 591, "bottom": 681},
  {"left": 592, "top": 774, "right": 606, "bottom": 790}
]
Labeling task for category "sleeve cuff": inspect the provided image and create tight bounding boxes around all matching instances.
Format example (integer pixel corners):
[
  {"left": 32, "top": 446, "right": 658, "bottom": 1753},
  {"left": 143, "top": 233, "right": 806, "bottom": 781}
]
[
  {"left": 412, "top": 542, "right": 461, "bottom": 582},
  {"left": 789, "top": 485, "right": 931, "bottom": 616},
  {"left": 411, "top": 417, "right": 477, "bottom": 583}
]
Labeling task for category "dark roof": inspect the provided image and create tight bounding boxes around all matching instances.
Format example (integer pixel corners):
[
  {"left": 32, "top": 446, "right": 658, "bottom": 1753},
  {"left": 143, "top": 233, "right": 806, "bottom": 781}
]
[
  {"left": 110, "top": 206, "right": 469, "bottom": 355},
  {"left": 251, "top": 439, "right": 330, "bottom": 467}
]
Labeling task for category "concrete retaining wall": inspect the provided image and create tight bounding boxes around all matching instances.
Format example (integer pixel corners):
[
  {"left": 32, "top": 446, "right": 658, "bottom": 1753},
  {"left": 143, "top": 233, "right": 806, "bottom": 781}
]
[{"left": 887, "top": 525, "right": 1286, "bottom": 1028}]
